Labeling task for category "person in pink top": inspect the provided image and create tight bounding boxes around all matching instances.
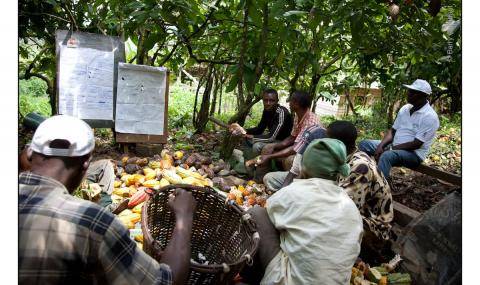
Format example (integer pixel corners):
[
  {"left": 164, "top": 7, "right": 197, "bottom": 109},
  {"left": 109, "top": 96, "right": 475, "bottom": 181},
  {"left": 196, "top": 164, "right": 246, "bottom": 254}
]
[{"left": 253, "top": 90, "right": 320, "bottom": 181}]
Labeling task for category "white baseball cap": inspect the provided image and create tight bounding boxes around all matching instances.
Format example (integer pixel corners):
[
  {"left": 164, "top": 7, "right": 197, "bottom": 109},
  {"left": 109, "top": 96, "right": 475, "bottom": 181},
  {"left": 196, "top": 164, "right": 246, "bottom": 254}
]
[
  {"left": 30, "top": 115, "right": 95, "bottom": 157},
  {"left": 403, "top": 79, "right": 432, "bottom": 95}
]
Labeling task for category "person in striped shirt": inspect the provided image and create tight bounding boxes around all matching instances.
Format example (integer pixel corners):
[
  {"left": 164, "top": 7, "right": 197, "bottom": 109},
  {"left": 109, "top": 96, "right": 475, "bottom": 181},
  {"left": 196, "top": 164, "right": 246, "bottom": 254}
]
[
  {"left": 230, "top": 89, "right": 293, "bottom": 158},
  {"left": 254, "top": 90, "right": 320, "bottom": 181}
]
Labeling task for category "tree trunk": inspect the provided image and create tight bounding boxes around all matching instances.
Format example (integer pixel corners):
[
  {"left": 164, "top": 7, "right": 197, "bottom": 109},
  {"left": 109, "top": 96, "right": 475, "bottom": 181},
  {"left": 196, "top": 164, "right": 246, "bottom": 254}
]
[
  {"left": 219, "top": 1, "right": 271, "bottom": 160},
  {"left": 136, "top": 29, "right": 149, "bottom": 65},
  {"left": 210, "top": 72, "right": 220, "bottom": 116},
  {"left": 235, "top": 0, "right": 249, "bottom": 109},
  {"left": 177, "top": 66, "right": 182, "bottom": 84},
  {"left": 219, "top": 97, "right": 261, "bottom": 159},
  {"left": 386, "top": 89, "right": 400, "bottom": 127},
  {"left": 308, "top": 73, "right": 321, "bottom": 112},
  {"left": 344, "top": 89, "right": 358, "bottom": 116},
  {"left": 387, "top": 103, "right": 395, "bottom": 127},
  {"left": 48, "top": 76, "right": 57, "bottom": 115},
  {"left": 217, "top": 72, "right": 224, "bottom": 115},
  {"left": 194, "top": 64, "right": 215, "bottom": 133},
  {"left": 289, "top": 66, "right": 301, "bottom": 93},
  {"left": 192, "top": 74, "right": 206, "bottom": 124},
  {"left": 449, "top": 92, "right": 461, "bottom": 113}
]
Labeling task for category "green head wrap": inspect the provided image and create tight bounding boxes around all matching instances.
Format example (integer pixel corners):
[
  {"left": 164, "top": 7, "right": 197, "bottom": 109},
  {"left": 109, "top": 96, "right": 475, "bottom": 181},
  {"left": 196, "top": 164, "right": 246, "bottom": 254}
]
[{"left": 301, "top": 138, "right": 350, "bottom": 180}]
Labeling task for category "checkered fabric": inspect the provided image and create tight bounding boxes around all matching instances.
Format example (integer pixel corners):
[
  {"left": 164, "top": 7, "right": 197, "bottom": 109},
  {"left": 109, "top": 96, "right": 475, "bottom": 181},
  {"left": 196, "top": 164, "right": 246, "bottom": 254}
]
[
  {"left": 19, "top": 172, "right": 172, "bottom": 285},
  {"left": 291, "top": 110, "right": 319, "bottom": 146},
  {"left": 292, "top": 125, "right": 327, "bottom": 154}
]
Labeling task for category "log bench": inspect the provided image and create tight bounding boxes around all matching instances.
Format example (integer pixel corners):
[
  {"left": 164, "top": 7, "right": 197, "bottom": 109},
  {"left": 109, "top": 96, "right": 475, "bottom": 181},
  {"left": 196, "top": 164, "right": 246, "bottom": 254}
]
[{"left": 408, "top": 164, "right": 461, "bottom": 186}]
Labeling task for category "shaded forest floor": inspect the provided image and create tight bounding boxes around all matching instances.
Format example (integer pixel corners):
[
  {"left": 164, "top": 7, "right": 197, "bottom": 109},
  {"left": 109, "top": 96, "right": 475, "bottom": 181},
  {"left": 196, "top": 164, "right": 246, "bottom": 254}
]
[{"left": 19, "top": 125, "right": 460, "bottom": 213}]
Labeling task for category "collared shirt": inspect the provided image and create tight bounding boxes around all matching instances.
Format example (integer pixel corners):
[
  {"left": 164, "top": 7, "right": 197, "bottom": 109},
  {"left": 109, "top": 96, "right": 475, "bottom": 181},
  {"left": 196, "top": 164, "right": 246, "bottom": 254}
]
[
  {"left": 19, "top": 172, "right": 172, "bottom": 285},
  {"left": 292, "top": 125, "right": 327, "bottom": 154},
  {"left": 338, "top": 150, "right": 394, "bottom": 241},
  {"left": 289, "top": 125, "right": 327, "bottom": 176},
  {"left": 262, "top": 178, "right": 362, "bottom": 285},
  {"left": 291, "top": 110, "right": 319, "bottom": 146},
  {"left": 392, "top": 102, "right": 440, "bottom": 160}
]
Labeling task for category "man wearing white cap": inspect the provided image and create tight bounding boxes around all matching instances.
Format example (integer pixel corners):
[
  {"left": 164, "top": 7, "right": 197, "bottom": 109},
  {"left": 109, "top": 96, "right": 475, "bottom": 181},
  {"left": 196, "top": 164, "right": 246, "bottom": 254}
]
[
  {"left": 359, "top": 79, "right": 440, "bottom": 180},
  {"left": 19, "top": 115, "right": 196, "bottom": 284}
]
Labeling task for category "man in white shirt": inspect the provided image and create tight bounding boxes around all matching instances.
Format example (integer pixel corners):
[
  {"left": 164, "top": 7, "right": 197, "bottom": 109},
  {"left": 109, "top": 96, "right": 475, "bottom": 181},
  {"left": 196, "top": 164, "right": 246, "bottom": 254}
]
[
  {"left": 359, "top": 79, "right": 440, "bottom": 179},
  {"left": 240, "top": 138, "right": 363, "bottom": 285}
]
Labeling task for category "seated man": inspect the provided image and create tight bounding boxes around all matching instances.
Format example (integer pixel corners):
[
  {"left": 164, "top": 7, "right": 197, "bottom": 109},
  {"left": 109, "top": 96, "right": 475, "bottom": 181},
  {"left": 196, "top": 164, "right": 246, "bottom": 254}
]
[
  {"left": 265, "top": 120, "right": 394, "bottom": 244},
  {"left": 263, "top": 124, "right": 327, "bottom": 191},
  {"left": 19, "top": 115, "right": 196, "bottom": 284},
  {"left": 241, "top": 138, "right": 363, "bottom": 284},
  {"left": 254, "top": 90, "right": 320, "bottom": 181},
  {"left": 230, "top": 88, "right": 293, "bottom": 158},
  {"left": 359, "top": 79, "right": 440, "bottom": 179}
]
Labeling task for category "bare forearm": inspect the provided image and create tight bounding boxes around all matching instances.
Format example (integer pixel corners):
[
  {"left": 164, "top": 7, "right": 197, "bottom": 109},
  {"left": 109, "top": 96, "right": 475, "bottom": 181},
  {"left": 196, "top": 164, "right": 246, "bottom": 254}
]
[
  {"left": 379, "top": 129, "right": 395, "bottom": 148},
  {"left": 392, "top": 139, "right": 423, "bottom": 151},
  {"left": 274, "top": 136, "right": 295, "bottom": 150},
  {"left": 160, "top": 216, "right": 193, "bottom": 285},
  {"left": 268, "top": 146, "right": 295, "bottom": 160},
  {"left": 281, "top": 172, "right": 296, "bottom": 188}
]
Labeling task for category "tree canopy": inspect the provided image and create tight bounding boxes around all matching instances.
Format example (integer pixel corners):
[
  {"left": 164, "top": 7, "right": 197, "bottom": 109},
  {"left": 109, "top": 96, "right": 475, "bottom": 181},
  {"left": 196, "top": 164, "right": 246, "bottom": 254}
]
[{"left": 19, "top": 0, "right": 461, "bottom": 155}]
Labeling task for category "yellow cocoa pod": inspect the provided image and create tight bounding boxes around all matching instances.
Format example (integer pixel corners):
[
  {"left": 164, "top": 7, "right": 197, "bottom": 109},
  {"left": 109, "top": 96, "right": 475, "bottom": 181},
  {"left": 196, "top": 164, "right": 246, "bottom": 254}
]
[
  {"left": 148, "top": 160, "right": 162, "bottom": 169},
  {"left": 132, "top": 174, "right": 145, "bottom": 184},
  {"left": 134, "top": 234, "right": 144, "bottom": 243},
  {"left": 142, "top": 179, "right": 160, "bottom": 188},
  {"left": 159, "top": 178, "right": 170, "bottom": 187},
  {"left": 132, "top": 202, "right": 144, "bottom": 214},
  {"left": 143, "top": 168, "right": 156, "bottom": 180},
  {"left": 174, "top": 151, "right": 184, "bottom": 160}
]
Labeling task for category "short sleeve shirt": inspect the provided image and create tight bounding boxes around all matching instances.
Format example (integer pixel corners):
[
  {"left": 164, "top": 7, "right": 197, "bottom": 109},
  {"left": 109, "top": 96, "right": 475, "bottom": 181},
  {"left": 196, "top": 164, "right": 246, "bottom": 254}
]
[
  {"left": 392, "top": 102, "right": 440, "bottom": 160},
  {"left": 291, "top": 110, "right": 319, "bottom": 145},
  {"left": 293, "top": 125, "right": 327, "bottom": 154}
]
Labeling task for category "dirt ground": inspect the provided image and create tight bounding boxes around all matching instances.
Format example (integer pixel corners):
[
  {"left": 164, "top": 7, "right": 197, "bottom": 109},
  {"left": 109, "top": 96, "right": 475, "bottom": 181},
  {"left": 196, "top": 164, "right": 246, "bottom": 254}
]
[
  {"left": 390, "top": 168, "right": 460, "bottom": 212},
  {"left": 19, "top": 127, "right": 460, "bottom": 213}
]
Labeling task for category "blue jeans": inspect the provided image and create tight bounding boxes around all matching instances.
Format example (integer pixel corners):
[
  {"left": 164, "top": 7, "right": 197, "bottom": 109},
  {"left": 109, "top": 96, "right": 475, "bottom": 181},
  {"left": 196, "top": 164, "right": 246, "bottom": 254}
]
[{"left": 358, "top": 139, "right": 422, "bottom": 178}]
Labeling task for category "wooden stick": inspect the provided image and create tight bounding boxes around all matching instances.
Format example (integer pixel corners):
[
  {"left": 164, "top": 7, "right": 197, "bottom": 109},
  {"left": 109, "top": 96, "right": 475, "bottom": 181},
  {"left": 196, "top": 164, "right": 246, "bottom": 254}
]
[{"left": 208, "top": 116, "right": 229, "bottom": 129}]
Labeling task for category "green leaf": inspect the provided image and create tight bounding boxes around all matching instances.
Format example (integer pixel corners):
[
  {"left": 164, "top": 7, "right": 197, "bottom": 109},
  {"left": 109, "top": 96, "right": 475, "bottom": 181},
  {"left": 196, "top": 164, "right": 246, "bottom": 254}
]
[
  {"left": 254, "top": 83, "right": 261, "bottom": 95},
  {"left": 44, "top": 0, "right": 57, "bottom": 6},
  {"left": 126, "top": 2, "right": 145, "bottom": 10},
  {"left": 143, "top": 32, "right": 163, "bottom": 52},
  {"left": 244, "top": 68, "right": 256, "bottom": 90},
  {"left": 283, "top": 10, "right": 308, "bottom": 17},
  {"left": 271, "top": 0, "right": 286, "bottom": 17},
  {"left": 248, "top": 3, "right": 262, "bottom": 26},
  {"left": 226, "top": 74, "right": 239, "bottom": 93},
  {"left": 226, "top": 65, "right": 239, "bottom": 75}
]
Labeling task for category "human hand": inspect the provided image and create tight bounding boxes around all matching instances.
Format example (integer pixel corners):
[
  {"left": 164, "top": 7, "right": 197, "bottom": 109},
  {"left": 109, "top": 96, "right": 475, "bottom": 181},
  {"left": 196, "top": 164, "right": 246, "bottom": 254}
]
[
  {"left": 374, "top": 145, "right": 384, "bottom": 161},
  {"left": 256, "top": 155, "right": 270, "bottom": 166},
  {"left": 229, "top": 123, "right": 246, "bottom": 136},
  {"left": 168, "top": 188, "right": 196, "bottom": 220}
]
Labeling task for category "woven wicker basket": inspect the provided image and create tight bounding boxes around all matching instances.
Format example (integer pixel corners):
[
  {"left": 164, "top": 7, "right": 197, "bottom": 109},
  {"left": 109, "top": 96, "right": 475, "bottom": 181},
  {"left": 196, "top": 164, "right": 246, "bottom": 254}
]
[{"left": 141, "top": 184, "right": 259, "bottom": 284}]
